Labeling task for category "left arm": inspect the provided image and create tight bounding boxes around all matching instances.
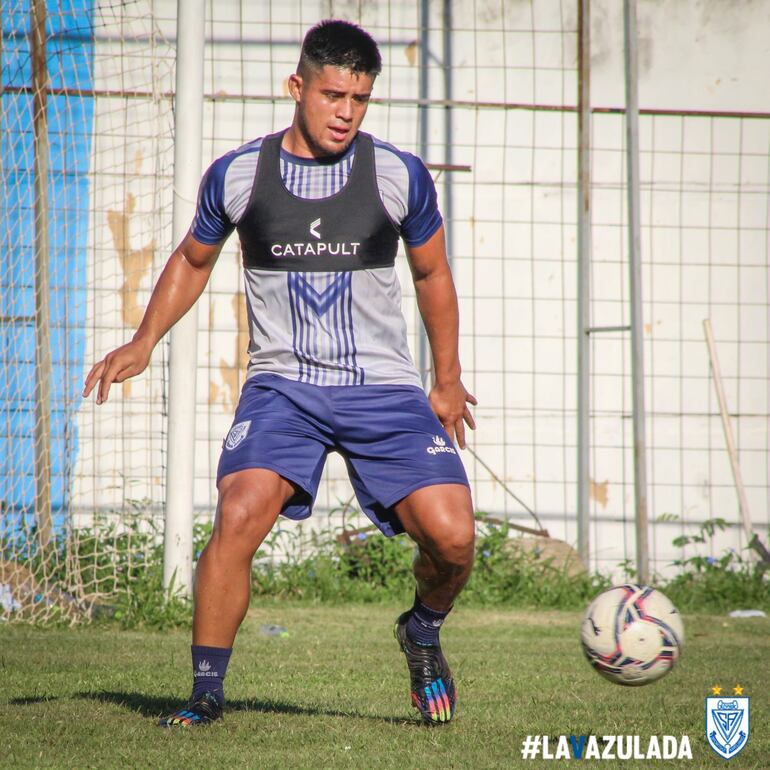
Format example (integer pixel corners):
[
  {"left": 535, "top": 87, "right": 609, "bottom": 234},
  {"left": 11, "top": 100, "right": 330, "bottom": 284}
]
[{"left": 406, "top": 225, "right": 477, "bottom": 448}]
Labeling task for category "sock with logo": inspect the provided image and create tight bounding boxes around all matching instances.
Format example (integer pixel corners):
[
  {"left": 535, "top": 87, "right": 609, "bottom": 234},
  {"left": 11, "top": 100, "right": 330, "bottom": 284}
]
[
  {"left": 405, "top": 593, "right": 451, "bottom": 647},
  {"left": 191, "top": 645, "right": 232, "bottom": 705}
]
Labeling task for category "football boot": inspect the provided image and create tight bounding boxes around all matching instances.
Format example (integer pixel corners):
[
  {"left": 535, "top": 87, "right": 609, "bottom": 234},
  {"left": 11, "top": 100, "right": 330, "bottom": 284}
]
[
  {"left": 394, "top": 611, "right": 456, "bottom": 724},
  {"left": 158, "top": 691, "right": 223, "bottom": 727}
]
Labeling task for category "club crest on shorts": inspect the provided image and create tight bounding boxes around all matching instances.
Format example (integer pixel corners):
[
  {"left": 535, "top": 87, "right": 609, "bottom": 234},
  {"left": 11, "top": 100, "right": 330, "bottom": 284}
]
[
  {"left": 225, "top": 420, "right": 251, "bottom": 450},
  {"left": 706, "top": 691, "right": 749, "bottom": 759}
]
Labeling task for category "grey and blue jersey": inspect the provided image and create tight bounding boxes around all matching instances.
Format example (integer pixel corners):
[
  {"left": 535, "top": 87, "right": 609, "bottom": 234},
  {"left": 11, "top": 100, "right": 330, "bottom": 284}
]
[{"left": 191, "top": 132, "right": 442, "bottom": 387}]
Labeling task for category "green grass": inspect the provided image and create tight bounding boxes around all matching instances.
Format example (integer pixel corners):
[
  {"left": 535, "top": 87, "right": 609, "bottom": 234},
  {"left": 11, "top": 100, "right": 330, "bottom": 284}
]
[{"left": 1, "top": 604, "right": 768, "bottom": 769}]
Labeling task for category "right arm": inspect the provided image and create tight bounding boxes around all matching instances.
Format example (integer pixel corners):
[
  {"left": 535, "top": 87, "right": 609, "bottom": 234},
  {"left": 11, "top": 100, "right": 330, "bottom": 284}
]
[{"left": 82, "top": 232, "right": 223, "bottom": 404}]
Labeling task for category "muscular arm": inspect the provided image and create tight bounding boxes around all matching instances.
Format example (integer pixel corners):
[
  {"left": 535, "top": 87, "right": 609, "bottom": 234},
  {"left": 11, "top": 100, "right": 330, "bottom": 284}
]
[
  {"left": 406, "top": 225, "right": 476, "bottom": 448},
  {"left": 83, "top": 232, "right": 223, "bottom": 404}
]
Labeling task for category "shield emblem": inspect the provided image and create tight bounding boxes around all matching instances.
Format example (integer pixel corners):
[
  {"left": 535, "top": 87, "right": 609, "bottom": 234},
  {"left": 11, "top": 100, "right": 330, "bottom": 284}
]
[
  {"left": 706, "top": 697, "right": 749, "bottom": 759},
  {"left": 225, "top": 420, "right": 251, "bottom": 450}
]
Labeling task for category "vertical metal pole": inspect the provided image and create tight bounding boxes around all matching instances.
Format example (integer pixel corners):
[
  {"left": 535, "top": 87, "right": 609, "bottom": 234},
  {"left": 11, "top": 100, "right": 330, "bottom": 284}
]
[
  {"left": 623, "top": 0, "right": 650, "bottom": 584},
  {"left": 31, "top": 0, "right": 53, "bottom": 548},
  {"left": 417, "top": 0, "right": 431, "bottom": 387},
  {"left": 442, "top": 0, "right": 454, "bottom": 267},
  {"left": 164, "top": 0, "right": 205, "bottom": 596},
  {"left": 576, "top": 0, "right": 591, "bottom": 566},
  {"left": 703, "top": 319, "right": 756, "bottom": 545}
]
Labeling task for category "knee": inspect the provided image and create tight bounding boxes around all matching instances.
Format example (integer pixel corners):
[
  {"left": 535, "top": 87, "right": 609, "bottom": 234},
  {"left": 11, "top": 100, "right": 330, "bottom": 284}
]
[
  {"left": 429, "top": 520, "right": 476, "bottom": 572},
  {"left": 214, "top": 486, "right": 276, "bottom": 548}
]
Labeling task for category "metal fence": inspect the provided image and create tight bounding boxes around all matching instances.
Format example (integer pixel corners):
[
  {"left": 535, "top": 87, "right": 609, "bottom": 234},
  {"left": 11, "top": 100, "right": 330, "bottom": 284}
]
[{"left": 1, "top": 0, "right": 768, "bottom": 622}]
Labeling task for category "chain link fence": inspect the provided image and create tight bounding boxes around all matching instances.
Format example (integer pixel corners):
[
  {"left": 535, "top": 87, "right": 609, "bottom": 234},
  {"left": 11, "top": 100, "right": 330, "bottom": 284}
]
[{"left": 1, "top": 0, "right": 768, "bottom": 622}]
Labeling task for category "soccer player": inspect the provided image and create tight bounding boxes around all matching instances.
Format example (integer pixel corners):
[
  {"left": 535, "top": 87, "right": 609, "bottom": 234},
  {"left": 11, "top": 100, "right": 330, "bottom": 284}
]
[{"left": 84, "top": 19, "right": 476, "bottom": 727}]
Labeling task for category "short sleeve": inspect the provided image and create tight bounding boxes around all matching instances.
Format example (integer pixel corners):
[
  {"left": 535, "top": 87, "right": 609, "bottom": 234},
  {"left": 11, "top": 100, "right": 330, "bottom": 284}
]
[
  {"left": 190, "top": 155, "right": 235, "bottom": 245},
  {"left": 400, "top": 154, "right": 443, "bottom": 247}
]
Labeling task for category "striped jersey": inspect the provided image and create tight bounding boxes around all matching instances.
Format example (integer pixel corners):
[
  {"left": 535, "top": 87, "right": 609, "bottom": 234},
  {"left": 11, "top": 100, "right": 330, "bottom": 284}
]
[{"left": 191, "top": 131, "right": 442, "bottom": 387}]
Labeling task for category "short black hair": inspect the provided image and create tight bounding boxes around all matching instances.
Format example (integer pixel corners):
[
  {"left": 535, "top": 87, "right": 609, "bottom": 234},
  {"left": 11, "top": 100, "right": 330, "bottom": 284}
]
[{"left": 298, "top": 20, "right": 382, "bottom": 78}]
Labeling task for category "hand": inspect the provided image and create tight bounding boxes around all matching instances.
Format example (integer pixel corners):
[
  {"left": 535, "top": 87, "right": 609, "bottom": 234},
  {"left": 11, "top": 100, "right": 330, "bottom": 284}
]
[
  {"left": 428, "top": 380, "right": 477, "bottom": 449},
  {"left": 82, "top": 338, "right": 153, "bottom": 405}
]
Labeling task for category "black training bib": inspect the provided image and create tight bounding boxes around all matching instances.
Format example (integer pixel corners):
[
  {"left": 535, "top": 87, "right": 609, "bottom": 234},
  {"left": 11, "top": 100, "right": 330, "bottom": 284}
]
[{"left": 238, "top": 130, "right": 400, "bottom": 272}]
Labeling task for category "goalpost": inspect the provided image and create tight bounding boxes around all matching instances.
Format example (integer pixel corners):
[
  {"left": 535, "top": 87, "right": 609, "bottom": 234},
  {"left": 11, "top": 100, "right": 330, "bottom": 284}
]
[{"left": 163, "top": 0, "right": 206, "bottom": 598}]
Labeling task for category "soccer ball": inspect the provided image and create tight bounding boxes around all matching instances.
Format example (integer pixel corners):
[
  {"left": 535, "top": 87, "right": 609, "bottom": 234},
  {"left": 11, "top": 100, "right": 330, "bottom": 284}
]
[{"left": 581, "top": 584, "right": 684, "bottom": 686}]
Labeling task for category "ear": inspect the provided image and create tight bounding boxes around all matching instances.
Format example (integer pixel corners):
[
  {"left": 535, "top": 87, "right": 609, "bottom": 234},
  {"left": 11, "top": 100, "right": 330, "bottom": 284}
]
[{"left": 288, "top": 73, "right": 303, "bottom": 103}]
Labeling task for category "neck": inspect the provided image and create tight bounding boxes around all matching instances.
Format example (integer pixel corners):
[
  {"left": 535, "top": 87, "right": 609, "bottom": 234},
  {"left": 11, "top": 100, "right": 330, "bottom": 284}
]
[{"left": 281, "top": 124, "right": 314, "bottom": 157}]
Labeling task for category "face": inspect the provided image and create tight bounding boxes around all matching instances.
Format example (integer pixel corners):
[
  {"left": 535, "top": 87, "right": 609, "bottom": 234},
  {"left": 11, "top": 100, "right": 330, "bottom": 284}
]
[{"left": 287, "top": 65, "right": 374, "bottom": 157}]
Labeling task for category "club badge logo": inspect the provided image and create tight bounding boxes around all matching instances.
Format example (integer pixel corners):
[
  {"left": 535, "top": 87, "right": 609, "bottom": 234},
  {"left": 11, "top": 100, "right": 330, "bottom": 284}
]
[
  {"left": 706, "top": 686, "right": 749, "bottom": 760},
  {"left": 225, "top": 420, "right": 251, "bottom": 450}
]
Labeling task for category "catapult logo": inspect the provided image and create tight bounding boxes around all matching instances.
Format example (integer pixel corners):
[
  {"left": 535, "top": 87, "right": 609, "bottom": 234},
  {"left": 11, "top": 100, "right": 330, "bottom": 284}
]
[
  {"left": 270, "top": 216, "right": 360, "bottom": 257},
  {"left": 194, "top": 660, "right": 219, "bottom": 678},
  {"left": 426, "top": 435, "right": 457, "bottom": 456},
  {"left": 706, "top": 686, "right": 749, "bottom": 759}
]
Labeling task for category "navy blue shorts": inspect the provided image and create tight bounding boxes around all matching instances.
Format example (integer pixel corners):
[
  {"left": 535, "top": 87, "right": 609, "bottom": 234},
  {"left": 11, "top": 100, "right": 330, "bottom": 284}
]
[{"left": 217, "top": 374, "right": 470, "bottom": 537}]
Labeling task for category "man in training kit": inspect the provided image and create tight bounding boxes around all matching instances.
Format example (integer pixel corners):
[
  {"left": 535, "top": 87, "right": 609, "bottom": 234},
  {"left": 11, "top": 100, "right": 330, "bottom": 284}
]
[{"left": 84, "top": 20, "right": 476, "bottom": 727}]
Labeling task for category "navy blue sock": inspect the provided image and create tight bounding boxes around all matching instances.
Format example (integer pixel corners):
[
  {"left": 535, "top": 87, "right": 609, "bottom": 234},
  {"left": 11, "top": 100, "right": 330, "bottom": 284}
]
[
  {"left": 405, "top": 593, "right": 451, "bottom": 646},
  {"left": 191, "top": 645, "right": 231, "bottom": 704}
]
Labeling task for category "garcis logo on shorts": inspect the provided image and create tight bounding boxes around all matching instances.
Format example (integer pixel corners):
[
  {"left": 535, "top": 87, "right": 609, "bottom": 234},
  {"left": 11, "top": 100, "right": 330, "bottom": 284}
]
[
  {"left": 426, "top": 435, "right": 457, "bottom": 456},
  {"left": 225, "top": 420, "right": 251, "bottom": 450}
]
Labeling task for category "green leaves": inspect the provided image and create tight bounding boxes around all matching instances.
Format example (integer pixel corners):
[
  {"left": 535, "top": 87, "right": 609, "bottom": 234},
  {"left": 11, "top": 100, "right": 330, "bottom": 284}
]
[{"left": 665, "top": 518, "right": 770, "bottom": 613}]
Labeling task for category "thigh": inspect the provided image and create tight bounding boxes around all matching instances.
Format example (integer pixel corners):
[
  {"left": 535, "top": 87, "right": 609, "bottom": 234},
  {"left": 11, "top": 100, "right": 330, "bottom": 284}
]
[
  {"left": 217, "top": 466, "right": 297, "bottom": 508},
  {"left": 214, "top": 468, "right": 297, "bottom": 541}
]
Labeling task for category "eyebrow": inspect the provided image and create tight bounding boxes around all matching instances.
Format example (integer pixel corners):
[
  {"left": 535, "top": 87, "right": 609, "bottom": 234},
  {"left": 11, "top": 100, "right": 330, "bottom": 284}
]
[{"left": 322, "top": 89, "right": 371, "bottom": 96}]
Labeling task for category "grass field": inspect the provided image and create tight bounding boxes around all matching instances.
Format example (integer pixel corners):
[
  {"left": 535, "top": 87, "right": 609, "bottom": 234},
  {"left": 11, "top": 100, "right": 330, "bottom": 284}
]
[{"left": 2, "top": 603, "right": 768, "bottom": 769}]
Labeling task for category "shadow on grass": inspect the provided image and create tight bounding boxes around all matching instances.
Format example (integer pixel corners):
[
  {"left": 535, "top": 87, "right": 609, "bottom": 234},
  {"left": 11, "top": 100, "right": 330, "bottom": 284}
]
[
  {"left": 9, "top": 696, "right": 57, "bottom": 705},
  {"left": 76, "top": 691, "right": 411, "bottom": 725}
]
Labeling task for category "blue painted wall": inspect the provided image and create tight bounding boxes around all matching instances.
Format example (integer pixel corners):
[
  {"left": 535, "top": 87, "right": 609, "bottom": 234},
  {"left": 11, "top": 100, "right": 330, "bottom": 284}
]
[{"left": 1, "top": 0, "right": 94, "bottom": 542}]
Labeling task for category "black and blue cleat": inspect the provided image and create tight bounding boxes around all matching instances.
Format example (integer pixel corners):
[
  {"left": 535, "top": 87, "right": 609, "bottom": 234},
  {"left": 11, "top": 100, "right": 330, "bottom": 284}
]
[
  {"left": 159, "top": 691, "right": 223, "bottom": 727},
  {"left": 394, "top": 611, "right": 456, "bottom": 724}
]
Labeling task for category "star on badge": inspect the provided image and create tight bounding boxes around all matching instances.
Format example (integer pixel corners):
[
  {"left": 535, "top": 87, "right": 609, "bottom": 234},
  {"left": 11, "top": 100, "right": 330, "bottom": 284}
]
[
  {"left": 711, "top": 685, "right": 722, "bottom": 695},
  {"left": 733, "top": 685, "right": 744, "bottom": 696}
]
